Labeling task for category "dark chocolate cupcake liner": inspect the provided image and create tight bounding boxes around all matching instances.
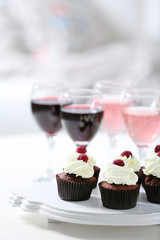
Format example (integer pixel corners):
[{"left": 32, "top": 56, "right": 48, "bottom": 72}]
[
  {"left": 56, "top": 177, "right": 95, "bottom": 201},
  {"left": 99, "top": 184, "right": 140, "bottom": 209},
  {"left": 142, "top": 183, "right": 160, "bottom": 203}
]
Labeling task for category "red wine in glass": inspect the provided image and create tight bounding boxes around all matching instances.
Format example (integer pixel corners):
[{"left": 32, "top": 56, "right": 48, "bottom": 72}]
[
  {"left": 61, "top": 105, "right": 104, "bottom": 146},
  {"left": 30, "top": 81, "right": 68, "bottom": 182},
  {"left": 31, "top": 97, "right": 61, "bottom": 135}
]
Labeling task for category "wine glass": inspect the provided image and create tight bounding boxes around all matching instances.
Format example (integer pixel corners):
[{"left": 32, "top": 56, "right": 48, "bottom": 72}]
[
  {"left": 122, "top": 89, "right": 160, "bottom": 166},
  {"left": 31, "top": 81, "right": 67, "bottom": 181},
  {"left": 94, "top": 80, "right": 130, "bottom": 153},
  {"left": 60, "top": 89, "right": 104, "bottom": 147}
]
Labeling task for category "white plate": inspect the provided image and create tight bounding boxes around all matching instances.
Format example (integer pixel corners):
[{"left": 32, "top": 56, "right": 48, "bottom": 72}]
[{"left": 8, "top": 180, "right": 160, "bottom": 226}]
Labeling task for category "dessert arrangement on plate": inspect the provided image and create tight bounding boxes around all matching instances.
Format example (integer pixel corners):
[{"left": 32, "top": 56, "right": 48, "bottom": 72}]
[
  {"left": 8, "top": 143, "right": 160, "bottom": 226},
  {"left": 56, "top": 144, "right": 160, "bottom": 209}
]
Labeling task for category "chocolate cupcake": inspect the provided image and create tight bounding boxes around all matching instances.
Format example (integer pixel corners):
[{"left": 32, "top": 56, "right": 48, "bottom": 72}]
[
  {"left": 142, "top": 148, "right": 160, "bottom": 203},
  {"left": 93, "top": 166, "right": 100, "bottom": 187},
  {"left": 116, "top": 150, "right": 141, "bottom": 184},
  {"left": 56, "top": 147, "right": 96, "bottom": 201},
  {"left": 138, "top": 166, "right": 145, "bottom": 183},
  {"left": 56, "top": 172, "right": 96, "bottom": 201},
  {"left": 66, "top": 145, "right": 100, "bottom": 188},
  {"left": 99, "top": 159, "right": 140, "bottom": 209}
]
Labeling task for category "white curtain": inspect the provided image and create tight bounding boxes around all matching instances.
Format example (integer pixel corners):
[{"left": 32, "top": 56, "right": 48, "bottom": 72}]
[{"left": 93, "top": 0, "right": 160, "bottom": 41}]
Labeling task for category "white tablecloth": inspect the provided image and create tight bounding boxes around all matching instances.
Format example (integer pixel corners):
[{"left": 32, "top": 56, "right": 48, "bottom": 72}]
[{"left": 0, "top": 131, "right": 160, "bottom": 240}]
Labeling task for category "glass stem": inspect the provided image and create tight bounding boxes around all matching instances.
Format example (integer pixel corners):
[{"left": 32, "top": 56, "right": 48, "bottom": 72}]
[
  {"left": 46, "top": 134, "right": 55, "bottom": 178},
  {"left": 137, "top": 145, "right": 148, "bottom": 167},
  {"left": 108, "top": 134, "right": 119, "bottom": 156}
]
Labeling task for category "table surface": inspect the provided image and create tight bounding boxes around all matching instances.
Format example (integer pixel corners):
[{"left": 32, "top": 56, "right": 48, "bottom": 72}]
[{"left": 1, "top": 130, "right": 160, "bottom": 240}]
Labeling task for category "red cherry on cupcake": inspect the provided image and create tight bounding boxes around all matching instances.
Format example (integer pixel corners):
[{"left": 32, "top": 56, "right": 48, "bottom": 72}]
[
  {"left": 154, "top": 145, "right": 160, "bottom": 153},
  {"left": 121, "top": 150, "right": 132, "bottom": 158},
  {"left": 157, "top": 152, "right": 160, "bottom": 157},
  {"left": 113, "top": 159, "right": 125, "bottom": 167},
  {"left": 78, "top": 154, "right": 88, "bottom": 163},
  {"left": 76, "top": 145, "right": 87, "bottom": 153}
]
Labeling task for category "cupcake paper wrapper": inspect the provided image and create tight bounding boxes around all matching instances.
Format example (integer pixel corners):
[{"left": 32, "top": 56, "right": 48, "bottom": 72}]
[
  {"left": 56, "top": 177, "right": 95, "bottom": 201},
  {"left": 142, "top": 183, "right": 160, "bottom": 203},
  {"left": 99, "top": 184, "right": 140, "bottom": 210}
]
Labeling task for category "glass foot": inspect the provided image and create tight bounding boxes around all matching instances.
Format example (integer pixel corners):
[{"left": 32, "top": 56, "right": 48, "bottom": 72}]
[{"left": 33, "top": 169, "right": 55, "bottom": 182}]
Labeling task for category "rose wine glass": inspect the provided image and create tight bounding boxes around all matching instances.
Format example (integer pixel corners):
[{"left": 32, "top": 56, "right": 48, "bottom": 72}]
[
  {"left": 94, "top": 80, "right": 130, "bottom": 153},
  {"left": 31, "top": 81, "right": 67, "bottom": 181},
  {"left": 122, "top": 89, "right": 160, "bottom": 166},
  {"left": 60, "top": 89, "right": 104, "bottom": 147}
]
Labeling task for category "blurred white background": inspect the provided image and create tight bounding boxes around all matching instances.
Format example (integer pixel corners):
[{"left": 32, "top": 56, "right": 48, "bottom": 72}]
[{"left": 0, "top": 0, "right": 160, "bottom": 135}]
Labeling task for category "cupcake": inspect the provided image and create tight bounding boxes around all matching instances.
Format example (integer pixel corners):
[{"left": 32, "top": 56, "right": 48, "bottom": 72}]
[
  {"left": 116, "top": 150, "right": 141, "bottom": 184},
  {"left": 56, "top": 147, "right": 96, "bottom": 201},
  {"left": 142, "top": 146, "right": 160, "bottom": 203},
  {"left": 99, "top": 159, "right": 140, "bottom": 209},
  {"left": 66, "top": 145, "right": 100, "bottom": 188}
]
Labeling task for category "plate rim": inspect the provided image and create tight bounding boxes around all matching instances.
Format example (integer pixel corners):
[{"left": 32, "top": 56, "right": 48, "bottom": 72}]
[{"left": 8, "top": 181, "right": 160, "bottom": 226}]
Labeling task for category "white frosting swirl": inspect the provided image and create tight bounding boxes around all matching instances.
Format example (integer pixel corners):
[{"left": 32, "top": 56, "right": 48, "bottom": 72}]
[
  {"left": 64, "top": 160, "right": 94, "bottom": 178},
  {"left": 143, "top": 153, "right": 160, "bottom": 178},
  {"left": 103, "top": 163, "right": 138, "bottom": 185},
  {"left": 66, "top": 152, "right": 96, "bottom": 166},
  {"left": 115, "top": 154, "right": 140, "bottom": 172},
  {"left": 64, "top": 152, "right": 95, "bottom": 178}
]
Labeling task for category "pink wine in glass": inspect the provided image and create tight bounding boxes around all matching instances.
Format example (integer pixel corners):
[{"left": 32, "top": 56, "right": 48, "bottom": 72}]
[
  {"left": 31, "top": 97, "right": 62, "bottom": 135},
  {"left": 102, "top": 97, "right": 124, "bottom": 135},
  {"left": 123, "top": 106, "right": 160, "bottom": 145},
  {"left": 61, "top": 105, "right": 104, "bottom": 144}
]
